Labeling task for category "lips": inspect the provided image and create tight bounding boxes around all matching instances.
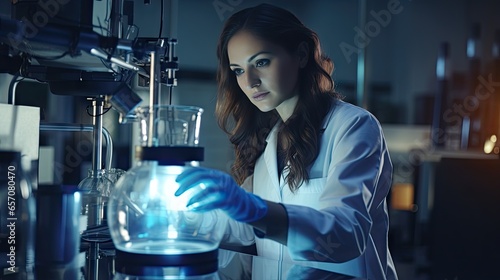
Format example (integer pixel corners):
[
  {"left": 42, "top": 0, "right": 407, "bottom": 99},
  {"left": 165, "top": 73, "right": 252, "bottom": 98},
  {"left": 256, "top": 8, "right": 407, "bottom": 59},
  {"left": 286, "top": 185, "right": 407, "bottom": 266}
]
[{"left": 252, "top": 91, "right": 269, "bottom": 101}]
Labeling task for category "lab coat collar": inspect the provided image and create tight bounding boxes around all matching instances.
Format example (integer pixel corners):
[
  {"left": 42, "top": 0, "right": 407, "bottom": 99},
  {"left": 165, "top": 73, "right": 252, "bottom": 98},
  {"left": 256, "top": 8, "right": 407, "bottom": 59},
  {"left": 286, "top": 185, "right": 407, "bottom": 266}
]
[
  {"left": 320, "top": 98, "right": 337, "bottom": 131},
  {"left": 265, "top": 119, "right": 282, "bottom": 143},
  {"left": 263, "top": 122, "right": 282, "bottom": 190},
  {"left": 266, "top": 98, "right": 337, "bottom": 142},
  {"left": 262, "top": 100, "right": 336, "bottom": 190}
]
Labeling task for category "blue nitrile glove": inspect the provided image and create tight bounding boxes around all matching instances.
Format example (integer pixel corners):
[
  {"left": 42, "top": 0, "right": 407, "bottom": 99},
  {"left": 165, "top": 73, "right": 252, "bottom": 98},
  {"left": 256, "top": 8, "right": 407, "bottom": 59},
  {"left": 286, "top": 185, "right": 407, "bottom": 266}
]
[{"left": 175, "top": 167, "right": 268, "bottom": 223}]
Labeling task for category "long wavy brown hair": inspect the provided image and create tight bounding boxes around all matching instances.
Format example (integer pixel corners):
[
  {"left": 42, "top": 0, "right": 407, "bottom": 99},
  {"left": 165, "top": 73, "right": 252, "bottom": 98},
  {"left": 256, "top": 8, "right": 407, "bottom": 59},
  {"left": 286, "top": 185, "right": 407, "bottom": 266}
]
[{"left": 216, "top": 3, "right": 341, "bottom": 192}]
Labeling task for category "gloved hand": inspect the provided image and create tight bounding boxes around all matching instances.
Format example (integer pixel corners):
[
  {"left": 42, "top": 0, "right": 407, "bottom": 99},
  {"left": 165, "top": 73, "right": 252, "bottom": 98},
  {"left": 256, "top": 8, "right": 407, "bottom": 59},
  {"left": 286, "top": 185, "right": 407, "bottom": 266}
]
[{"left": 175, "top": 167, "right": 268, "bottom": 223}]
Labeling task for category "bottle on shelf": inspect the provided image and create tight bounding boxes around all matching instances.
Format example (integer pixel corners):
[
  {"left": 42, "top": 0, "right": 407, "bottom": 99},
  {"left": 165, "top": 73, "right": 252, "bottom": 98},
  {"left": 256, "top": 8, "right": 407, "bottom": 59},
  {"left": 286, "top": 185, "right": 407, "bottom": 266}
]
[
  {"left": 464, "top": 23, "right": 485, "bottom": 150},
  {"left": 431, "top": 42, "right": 451, "bottom": 149}
]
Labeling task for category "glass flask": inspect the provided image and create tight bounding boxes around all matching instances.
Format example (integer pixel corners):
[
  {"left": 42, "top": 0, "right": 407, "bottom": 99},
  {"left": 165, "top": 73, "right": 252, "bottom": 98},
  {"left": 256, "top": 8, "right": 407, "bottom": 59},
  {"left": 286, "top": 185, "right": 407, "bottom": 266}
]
[
  {"left": 108, "top": 163, "right": 228, "bottom": 255},
  {"left": 102, "top": 168, "right": 126, "bottom": 226},
  {"left": 104, "top": 168, "right": 127, "bottom": 185},
  {"left": 78, "top": 169, "right": 114, "bottom": 232},
  {"left": 107, "top": 105, "right": 228, "bottom": 278}
]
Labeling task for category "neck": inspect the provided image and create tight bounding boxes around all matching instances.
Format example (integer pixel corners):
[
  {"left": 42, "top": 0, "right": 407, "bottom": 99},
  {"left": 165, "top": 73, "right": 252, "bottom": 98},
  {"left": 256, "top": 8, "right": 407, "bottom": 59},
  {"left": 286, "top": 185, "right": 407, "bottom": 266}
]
[{"left": 276, "top": 94, "right": 299, "bottom": 122}]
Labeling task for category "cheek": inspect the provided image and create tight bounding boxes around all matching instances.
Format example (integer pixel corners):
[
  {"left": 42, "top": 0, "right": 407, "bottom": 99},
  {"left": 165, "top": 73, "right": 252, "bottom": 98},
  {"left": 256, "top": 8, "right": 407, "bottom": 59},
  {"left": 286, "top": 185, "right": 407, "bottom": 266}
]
[
  {"left": 235, "top": 78, "right": 252, "bottom": 99},
  {"left": 276, "top": 64, "right": 299, "bottom": 92},
  {"left": 234, "top": 77, "right": 245, "bottom": 92}
]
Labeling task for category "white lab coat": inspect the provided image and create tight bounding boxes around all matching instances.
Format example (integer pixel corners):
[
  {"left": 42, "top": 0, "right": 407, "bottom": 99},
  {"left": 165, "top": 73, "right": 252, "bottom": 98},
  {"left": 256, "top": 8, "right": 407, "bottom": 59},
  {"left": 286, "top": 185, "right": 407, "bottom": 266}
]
[{"left": 222, "top": 100, "right": 398, "bottom": 280}]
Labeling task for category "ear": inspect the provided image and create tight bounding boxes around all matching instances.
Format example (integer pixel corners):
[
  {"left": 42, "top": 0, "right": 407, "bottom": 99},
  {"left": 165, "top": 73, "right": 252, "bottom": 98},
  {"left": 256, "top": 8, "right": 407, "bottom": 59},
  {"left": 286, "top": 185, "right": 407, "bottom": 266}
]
[{"left": 296, "top": 41, "right": 309, "bottom": 68}]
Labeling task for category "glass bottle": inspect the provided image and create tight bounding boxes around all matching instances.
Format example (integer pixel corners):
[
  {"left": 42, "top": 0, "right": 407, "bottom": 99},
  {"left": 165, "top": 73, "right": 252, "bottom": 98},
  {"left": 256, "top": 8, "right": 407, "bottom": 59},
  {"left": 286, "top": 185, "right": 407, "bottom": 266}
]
[
  {"left": 465, "top": 23, "right": 484, "bottom": 150},
  {"left": 431, "top": 42, "right": 451, "bottom": 149}
]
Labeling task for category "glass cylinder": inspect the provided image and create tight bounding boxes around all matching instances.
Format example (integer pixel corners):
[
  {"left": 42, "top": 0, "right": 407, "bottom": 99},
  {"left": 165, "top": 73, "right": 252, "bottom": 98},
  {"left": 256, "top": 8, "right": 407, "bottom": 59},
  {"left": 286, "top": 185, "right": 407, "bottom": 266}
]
[{"left": 136, "top": 105, "right": 204, "bottom": 147}]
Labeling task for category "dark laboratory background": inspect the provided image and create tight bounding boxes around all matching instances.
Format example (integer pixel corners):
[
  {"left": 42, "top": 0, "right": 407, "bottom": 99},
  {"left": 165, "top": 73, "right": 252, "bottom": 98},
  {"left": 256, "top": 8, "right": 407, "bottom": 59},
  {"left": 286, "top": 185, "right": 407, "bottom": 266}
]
[{"left": 1, "top": 0, "right": 500, "bottom": 279}]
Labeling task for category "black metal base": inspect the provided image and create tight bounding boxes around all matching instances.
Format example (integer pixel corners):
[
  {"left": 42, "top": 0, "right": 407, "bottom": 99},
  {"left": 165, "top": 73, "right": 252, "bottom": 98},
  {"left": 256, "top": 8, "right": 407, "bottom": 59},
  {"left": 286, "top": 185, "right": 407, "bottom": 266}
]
[
  {"left": 114, "top": 249, "right": 218, "bottom": 277},
  {"left": 135, "top": 146, "right": 204, "bottom": 164}
]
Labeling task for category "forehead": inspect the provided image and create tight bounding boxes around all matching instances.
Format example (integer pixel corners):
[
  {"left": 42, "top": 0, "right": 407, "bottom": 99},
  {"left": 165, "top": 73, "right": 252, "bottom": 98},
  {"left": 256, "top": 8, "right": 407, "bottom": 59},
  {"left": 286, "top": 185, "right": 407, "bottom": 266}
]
[{"left": 227, "top": 31, "right": 284, "bottom": 63}]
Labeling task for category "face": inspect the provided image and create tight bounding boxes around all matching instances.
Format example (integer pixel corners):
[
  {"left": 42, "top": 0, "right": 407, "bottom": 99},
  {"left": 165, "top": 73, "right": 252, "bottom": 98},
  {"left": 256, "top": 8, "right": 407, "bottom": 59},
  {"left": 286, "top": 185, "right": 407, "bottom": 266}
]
[{"left": 227, "top": 31, "right": 305, "bottom": 120}]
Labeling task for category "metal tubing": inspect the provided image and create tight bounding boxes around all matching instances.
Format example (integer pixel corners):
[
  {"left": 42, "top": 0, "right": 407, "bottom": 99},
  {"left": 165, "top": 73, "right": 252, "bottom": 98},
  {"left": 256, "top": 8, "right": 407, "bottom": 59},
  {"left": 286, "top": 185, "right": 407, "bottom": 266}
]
[
  {"left": 169, "top": 0, "right": 178, "bottom": 39},
  {"left": 92, "top": 99, "right": 104, "bottom": 172},
  {"left": 40, "top": 111, "right": 110, "bottom": 280},
  {"left": 110, "top": 0, "right": 123, "bottom": 38},
  {"left": 90, "top": 97, "right": 104, "bottom": 280},
  {"left": 88, "top": 241, "right": 100, "bottom": 280},
  {"left": 148, "top": 50, "right": 161, "bottom": 147},
  {"left": 8, "top": 75, "right": 20, "bottom": 105},
  {"left": 39, "top": 123, "right": 113, "bottom": 170}
]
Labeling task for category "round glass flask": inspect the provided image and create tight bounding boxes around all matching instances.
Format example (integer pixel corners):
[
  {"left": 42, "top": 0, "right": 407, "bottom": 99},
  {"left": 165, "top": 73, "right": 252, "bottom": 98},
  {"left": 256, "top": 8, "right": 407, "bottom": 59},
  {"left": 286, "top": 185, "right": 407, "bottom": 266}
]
[
  {"left": 108, "top": 163, "right": 228, "bottom": 255},
  {"left": 78, "top": 169, "right": 113, "bottom": 232}
]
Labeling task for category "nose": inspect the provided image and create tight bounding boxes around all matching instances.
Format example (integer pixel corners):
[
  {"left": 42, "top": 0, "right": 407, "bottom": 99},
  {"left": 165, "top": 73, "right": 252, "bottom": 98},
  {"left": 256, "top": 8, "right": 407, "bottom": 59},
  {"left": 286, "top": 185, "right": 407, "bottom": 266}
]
[{"left": 243, "top": 68, "right": 261, "bottom": 90}]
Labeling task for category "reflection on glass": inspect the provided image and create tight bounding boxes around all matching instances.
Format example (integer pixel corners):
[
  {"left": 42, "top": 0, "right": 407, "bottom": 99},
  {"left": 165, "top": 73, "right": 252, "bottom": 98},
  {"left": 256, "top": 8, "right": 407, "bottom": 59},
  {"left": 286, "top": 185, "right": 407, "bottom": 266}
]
[
  {"left": 134, "top": 105, "right": 204, "bottom": 147},
  {"left": 107, "top": 162, "right": 228, "bottom": 255},
  {"left": 78, "top": 169, "right": 113, "bottom": 232}
]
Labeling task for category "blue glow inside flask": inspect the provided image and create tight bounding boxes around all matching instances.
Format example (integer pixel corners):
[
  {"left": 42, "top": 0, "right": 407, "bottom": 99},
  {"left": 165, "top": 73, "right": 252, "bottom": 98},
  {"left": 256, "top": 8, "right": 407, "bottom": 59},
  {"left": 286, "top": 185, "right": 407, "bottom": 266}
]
[{"left": 107, "top": 162, "right": 228, "bottom": 255}]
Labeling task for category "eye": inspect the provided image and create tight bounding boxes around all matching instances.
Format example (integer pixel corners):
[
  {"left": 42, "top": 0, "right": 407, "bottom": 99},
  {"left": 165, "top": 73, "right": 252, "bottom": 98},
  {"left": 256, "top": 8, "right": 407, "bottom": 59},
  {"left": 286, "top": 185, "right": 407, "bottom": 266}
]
[
  {"left": 255, "top": 59, "right": 270, "bottom": 67},
  {"left": 231, "top": 68, "right": 244, "bottom": 76}
]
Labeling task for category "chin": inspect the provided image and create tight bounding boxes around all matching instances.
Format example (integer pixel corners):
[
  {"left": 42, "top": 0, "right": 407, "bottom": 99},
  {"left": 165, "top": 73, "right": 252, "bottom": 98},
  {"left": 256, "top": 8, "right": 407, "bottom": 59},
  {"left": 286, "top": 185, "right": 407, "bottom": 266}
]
[{"left": 255, "top": 105, "right": 276, "bottom": 113}]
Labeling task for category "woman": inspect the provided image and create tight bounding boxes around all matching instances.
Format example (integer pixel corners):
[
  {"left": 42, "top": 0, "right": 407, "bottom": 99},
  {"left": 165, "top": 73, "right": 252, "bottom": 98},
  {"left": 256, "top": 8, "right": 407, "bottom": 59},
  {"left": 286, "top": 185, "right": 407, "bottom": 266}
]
[{"left": 176, "top": 3, "right": 398, "bottom": 279}]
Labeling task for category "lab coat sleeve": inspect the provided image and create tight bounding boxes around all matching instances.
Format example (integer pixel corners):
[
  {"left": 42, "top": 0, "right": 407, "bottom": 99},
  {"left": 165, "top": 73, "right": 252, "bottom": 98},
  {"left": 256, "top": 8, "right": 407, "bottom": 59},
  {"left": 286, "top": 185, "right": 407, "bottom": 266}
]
[
  {"left": 220, "top": 175, "right": 256, "bottom": 246},
  {"left": 221, "top": 219, "right": 255, "bottom": 246},
  {"left": 285, "top": 112, "right": 392, "bottom": 263}
]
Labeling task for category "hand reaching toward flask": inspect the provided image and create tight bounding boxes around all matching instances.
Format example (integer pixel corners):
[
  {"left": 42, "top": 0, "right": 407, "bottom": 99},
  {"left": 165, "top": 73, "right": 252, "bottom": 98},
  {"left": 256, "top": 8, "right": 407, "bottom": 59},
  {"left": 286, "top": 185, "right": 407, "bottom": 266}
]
[{"left": 175, "top": 167, "right": 268, "bottom": 223}]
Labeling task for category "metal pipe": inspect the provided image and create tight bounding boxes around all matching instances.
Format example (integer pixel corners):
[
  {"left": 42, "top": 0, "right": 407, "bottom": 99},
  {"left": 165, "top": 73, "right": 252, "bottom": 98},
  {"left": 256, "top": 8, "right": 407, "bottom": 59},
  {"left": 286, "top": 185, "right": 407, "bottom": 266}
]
[
  {"left": 169, "top": 0, "right": 179, "bottom": 39},
  {"left": 39, "top": 123, "right": 113, "bottom": 170},
  {"left": 90, "top": 48, "right": 141, "bottom": 72},
  {"left": 89, "top": 97, "right": 104, "bottom": 280},
  {"left": 92, "top": 98, "right": 104, "bottom": 172},
  {"left": 8, "top": 74, "right": 20, "bottom": 105},
  {"left": 40, "top": 118, "right": 111, "bottom": 280},
  {"left": 87, "top": 241, "right": 100, "bottom": 280},
  {"left": 110, "top": 0, "right": 123, "bottom": 38},
  {"left": 148, "top": 50, "right": 161, "bottom": 147}
]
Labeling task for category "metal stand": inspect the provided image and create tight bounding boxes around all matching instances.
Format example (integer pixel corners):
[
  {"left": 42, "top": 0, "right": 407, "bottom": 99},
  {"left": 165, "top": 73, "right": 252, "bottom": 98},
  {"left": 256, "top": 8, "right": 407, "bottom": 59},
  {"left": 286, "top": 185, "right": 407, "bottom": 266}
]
[
  {"left": 87, "top": 97, "right": 105, "bottom": 280},
  {"left": 39, "top": 101, "right": 113, "bottom": 279}
]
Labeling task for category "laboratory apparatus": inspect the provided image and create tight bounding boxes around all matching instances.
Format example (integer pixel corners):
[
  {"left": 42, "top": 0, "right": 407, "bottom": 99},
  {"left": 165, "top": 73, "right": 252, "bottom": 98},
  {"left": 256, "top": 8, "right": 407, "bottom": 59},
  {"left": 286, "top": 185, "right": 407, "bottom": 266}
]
[
  {"left": 1, "top": 1, "right": 229, "bottom": 279},
  {"left": 108, "top": 104, "right": 228, "bottom": 278}
]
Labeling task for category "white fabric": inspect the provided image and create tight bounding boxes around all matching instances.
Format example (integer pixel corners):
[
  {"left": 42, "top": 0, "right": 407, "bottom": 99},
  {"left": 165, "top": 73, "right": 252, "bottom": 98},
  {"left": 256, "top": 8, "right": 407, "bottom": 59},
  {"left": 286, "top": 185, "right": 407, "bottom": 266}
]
[{"left": 225, "top": 100, "right": 398, "bottom": 280}]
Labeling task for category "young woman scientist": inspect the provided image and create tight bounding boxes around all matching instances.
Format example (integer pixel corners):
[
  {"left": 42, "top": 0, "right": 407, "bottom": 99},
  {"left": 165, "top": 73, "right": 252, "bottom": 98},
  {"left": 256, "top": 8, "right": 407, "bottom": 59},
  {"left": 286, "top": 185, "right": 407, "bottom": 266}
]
[{"left": 175, "top": 3, "right": 398, "bottom": 279}]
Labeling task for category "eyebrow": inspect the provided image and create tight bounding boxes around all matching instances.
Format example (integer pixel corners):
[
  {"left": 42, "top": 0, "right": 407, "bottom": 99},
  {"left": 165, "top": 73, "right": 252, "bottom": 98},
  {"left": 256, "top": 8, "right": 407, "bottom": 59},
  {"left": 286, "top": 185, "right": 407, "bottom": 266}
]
[{"left": 229, "top": 51, "right": 273, "bottom": 67}]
